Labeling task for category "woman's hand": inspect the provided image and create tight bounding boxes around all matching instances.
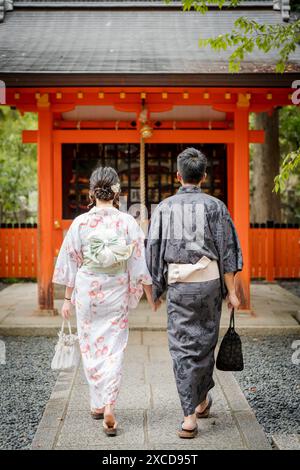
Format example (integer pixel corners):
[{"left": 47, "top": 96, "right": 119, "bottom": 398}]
[
  {"left": 227, "top": 290, "right": 240, "bottom": 310},
  {"left": 61, "top": 300, "right": 73, "bottom": 320}
]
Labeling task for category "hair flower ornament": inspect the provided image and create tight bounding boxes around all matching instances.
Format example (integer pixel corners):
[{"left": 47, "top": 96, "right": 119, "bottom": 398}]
[{"left": 111, "top": 183, "right": 121, "bottom": 193}]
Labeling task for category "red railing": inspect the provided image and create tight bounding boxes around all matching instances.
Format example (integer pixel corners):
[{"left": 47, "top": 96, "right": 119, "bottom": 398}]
[
  {"left": 0, "top": 227, "right": 299, "bottom": 280},
  {"left": 250, "top": 228, "right": 300, "bottom": 280},
  {"left": 0, "top": 227, "right": 37, "bottom": 278}
]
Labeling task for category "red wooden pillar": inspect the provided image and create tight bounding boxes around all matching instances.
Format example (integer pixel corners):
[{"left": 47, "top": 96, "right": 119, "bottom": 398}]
[
  {"left": 36, "top": 95, "right": 56, "bottom": 314},
  {"left": 226, "top": 143, "right": 234, "bottom": 217},
  {"left": 233, "top": 95, "right": 251, "bottom": 311}
]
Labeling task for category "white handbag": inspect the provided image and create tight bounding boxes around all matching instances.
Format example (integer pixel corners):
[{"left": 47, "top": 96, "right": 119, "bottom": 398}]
[{"left": 51, "top": 320, "right": 80, "bottom": 371}]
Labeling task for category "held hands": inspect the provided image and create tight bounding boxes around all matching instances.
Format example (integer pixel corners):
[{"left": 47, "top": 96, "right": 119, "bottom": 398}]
[
  {"left": 148, "top": 298, "right": 162, "bottom": 312},
  {"left": 61, "top": 300, "right": 73, "bottom": 320},
  {"left": 152, "top": 298, "right": 162, "bottom": 312},
  {"left": 226, "top": 290, "right": 240, "bottom": 310},
  {"left": 143, "top": 284, "right": 162, "bottom": 312}
]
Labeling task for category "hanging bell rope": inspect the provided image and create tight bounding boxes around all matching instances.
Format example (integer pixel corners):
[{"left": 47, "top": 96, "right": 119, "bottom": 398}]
[
  {"left": 138, "top": 100, "right": 152, "bottom": 232},
  {"left": 139, "top": 134, "right": 147, "bottom": 229}
]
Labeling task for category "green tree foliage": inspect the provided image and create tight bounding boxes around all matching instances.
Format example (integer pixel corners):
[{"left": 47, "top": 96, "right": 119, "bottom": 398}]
[
  {"left": 274, "top": 106, "right": 300, "bottom": 194},
  {"left": 0, "top": 106, "right": 37, "bottom": 223}
]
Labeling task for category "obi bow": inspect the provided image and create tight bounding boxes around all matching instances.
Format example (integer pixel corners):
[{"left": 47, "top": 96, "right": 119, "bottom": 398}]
[{"left": 85, "top": 229, "right": 134, "bottom": 268}]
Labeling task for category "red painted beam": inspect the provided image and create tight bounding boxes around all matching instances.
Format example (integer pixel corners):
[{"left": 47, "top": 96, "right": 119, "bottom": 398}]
[
  {"left": 23, "top": 129, "right": 264, "bottom": 144},
  {"left": 5, "top": 87, "right": 293, "bottom": 109}
]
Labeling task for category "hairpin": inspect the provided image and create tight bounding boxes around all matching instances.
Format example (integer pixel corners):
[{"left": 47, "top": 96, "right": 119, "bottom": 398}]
[{"left": 111, "top": 183, "right": 121, "bottom": 193}]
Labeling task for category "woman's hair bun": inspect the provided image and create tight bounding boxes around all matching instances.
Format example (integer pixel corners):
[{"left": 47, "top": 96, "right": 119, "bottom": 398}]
[
  {"left": 89, "top": 166, "right": 120, "bottom": 206},
  {"left": 93, "top": 186, "right": 114, "bottom": 201}
]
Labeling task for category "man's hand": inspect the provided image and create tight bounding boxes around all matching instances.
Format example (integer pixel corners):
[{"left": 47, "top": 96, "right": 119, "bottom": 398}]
[
  {"left": 143, "top": 284, "right": 163, "bottom": 312},
  {"left": 153, "top": 298, "right": 162, "bottom": 312},
  {"left": 226, "top": 290, "right": 240, "bottom": 310},
  {"left": 61, "top": 300, "right": 72, "bottom": 320}
]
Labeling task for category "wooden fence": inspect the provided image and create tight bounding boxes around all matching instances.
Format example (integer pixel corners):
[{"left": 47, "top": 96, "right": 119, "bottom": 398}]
[
  {"left": 0, "top": 226, "right": 299, "bottom": 280},
  {"left": 0, "top": 225, "right": 37, "bottom": 278},
  {"left": 250, "top": 227, "right": 300, "bottom": 280}
]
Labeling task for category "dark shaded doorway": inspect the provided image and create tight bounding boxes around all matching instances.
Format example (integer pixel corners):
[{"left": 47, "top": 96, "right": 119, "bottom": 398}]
[{"left": 62, "top": 143, "right": 227, "bottom": 219}]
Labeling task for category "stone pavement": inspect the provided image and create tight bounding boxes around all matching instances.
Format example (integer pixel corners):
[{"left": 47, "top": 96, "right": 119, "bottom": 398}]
[
  {"left": 0, "top": 282, "right": 299, "bottom": 336},
  {"left": 31, "top": 331, "right": 271, "bottom": 450}
]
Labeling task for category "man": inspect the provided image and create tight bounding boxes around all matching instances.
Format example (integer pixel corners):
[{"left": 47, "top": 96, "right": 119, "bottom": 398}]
[{"left": 146, "top": 147, "right": 243, "bottom": 438}]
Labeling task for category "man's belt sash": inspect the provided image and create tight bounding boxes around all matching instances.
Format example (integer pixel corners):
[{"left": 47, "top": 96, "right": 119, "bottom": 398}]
[{"left": 168, "top": 256, "right": 220, "bottom": 284}]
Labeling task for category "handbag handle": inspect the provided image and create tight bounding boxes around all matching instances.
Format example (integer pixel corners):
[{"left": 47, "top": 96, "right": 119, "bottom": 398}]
[
  {"left": 61, "top": 319, "right": 73, "bottom": 335},
  {"left": 229, "top": 308, "right": 235, "bottom": 330}
]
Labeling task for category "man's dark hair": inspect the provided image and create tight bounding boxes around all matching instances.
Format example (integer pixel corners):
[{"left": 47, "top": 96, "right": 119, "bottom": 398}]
[{"left": 177, "top": 147, "right": 207, "bottom": 184}]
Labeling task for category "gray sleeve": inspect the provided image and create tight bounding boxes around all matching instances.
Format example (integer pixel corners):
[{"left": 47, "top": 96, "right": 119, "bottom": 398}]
[
  {"left": 146, "top": 206, "right": 168, "bottom": 302},
  {"left": 211, "top": 202, "right": 243, "bottom": 298},
  {"left": 222, "top": 206, "right": 243, "bottom": 274}
]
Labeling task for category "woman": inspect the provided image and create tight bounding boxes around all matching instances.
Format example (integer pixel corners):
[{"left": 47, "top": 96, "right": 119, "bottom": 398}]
[{"left": 52, "top": 166, "right": 153, "bottom": 436}]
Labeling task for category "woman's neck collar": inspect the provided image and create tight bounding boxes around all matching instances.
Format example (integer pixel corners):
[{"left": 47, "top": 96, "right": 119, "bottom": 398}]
[{"left": 95, "top": 201, "right": 114, "bottom": 208}]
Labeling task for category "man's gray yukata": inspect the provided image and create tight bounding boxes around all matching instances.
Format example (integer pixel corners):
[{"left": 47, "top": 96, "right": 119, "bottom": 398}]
[{"left": 146, "top": 186, "right": 243, "bottom": 416}]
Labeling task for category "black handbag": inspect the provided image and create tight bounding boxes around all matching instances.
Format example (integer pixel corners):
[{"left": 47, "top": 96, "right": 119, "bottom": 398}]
[{"left": 216, "top": 308, "right": 244, "bottom": 371}]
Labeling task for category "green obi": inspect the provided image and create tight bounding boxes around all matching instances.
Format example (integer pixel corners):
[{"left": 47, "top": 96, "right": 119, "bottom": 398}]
[
  {"left": 81, "top": 258, "right": 127, "bottom": 275},
  {"left": 81, "top": 227, "right": 134, "bottom": 275}
]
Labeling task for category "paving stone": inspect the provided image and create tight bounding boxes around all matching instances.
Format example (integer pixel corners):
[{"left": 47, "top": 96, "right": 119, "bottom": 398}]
[
  {"left": 206, "top": 382, "right": 231, "bottom": 413},
  {"left": 215, "top": 370, "right": 252, "bottom": 412},
  {"left": 35, "top": 400, "right": 67, "bottom": 428},
  {"left": 152, "top": 442, "right": 246, "bottom": 450},
  {"left": 233, "top": 411, "right": 272, "bottom": 450},
  {"left": 117, "top": 384, "right": 151, "bottom": 410},
  {"left": 1, "top": 283, "right": 300, "bottom": 335},
  {"left": 68, "top": 384, "right": 90, "bottom": 410},
  {"left": 55, "top": 409, "right": 145, "bottom": 448},
  {"left": 68, "top": 383, "right": 151, "bottom": 411},
  {"left": 123, "top": 345, "right": 149, "bottom": 363},
  {"left": 75, "top": 362, "right": 146, "bottom": 386},
  {"left": 30, "top": 332, "right": 272, "bottom": 450},
  {"left": 147, "top": 409, "right": 246, "bottom": 449},
  {"left": 151, "top": 381, "right": 230, "bottom": 415},
  {"left": 122, "top": 363, "right": 146, "bottom": 385},
  {"left": 150, "top": 383, "right": 180, "bottom": 410},
  {"left": 148, "top": 316, "right": 167, "bottom": 328},
  {"left": 74, "top": 366, "right": 88, "bottom": 385},
  {"left": 145, "top": 363, "right": 175, "bottom": 384},
  {"left": 128, "top": 330, "right": 143, "bottom": 345},
  {"left": 129, "top": 317, "right": 150, "bottom": 327},
  {"left": 272, "top": 433, "right": 300, "bottom": 450},
  {"left": 149, "top": 346, "right": 171, "bottom": 363},
  {"left": 142, "top": 331, "right": 168, "bottom": 346},
  {"left": 31, "top": 426, "right": 58, "bottom": 450}
]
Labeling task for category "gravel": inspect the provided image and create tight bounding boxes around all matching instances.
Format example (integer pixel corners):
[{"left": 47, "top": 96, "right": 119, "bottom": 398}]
[
  {"left": 0, "top": 336, "right": 58, "bottom": 450},
  {"left": 0, "top": 282, "right": 8, "bottom": 292},
  {"left": 234, "top": 334, "right": 300, "bottom": 442},
  {"left": 277, "top": 280, "right": 300, "bottom": 299}
]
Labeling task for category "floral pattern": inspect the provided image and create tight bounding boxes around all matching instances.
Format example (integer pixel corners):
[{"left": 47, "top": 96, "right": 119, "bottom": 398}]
[{"left": 52, "top": 206, "right": 151, "bottom": 409}]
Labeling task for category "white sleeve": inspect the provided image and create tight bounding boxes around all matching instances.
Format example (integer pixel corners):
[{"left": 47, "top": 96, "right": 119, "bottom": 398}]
[{"left": 52, "top": 219, "right": 83, "bottom": 288}]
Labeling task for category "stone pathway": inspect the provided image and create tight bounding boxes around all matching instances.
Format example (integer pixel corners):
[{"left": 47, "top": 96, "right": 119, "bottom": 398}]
[
  {"left": 0, "top": 282, "right": 299, "bottom": 336},
  {"left": 31, "top": 331, "right": 271, "bottom": 450}
]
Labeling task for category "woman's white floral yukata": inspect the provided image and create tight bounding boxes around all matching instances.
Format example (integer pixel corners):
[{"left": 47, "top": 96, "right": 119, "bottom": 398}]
[{"left": 52, "top": 206, "right": 152, "bottom": 409}]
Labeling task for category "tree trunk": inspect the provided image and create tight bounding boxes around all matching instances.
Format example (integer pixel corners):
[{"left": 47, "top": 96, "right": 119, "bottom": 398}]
[{"left": 251, "top": 109, "right": 281, "bottom": 224}]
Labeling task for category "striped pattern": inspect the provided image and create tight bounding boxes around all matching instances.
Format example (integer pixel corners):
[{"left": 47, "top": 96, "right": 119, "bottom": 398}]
[
  {"left": 0, "top": 227, "right": 298, "bottom": 280},
  {"left": 0, "top": 227, "right": 37, "bottom": 278}
]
